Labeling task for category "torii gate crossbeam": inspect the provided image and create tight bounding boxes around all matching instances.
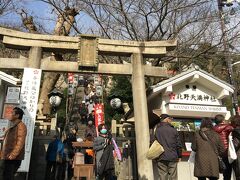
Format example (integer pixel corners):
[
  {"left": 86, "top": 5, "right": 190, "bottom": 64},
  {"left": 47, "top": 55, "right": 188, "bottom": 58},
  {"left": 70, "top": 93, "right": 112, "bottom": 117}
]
[{"left": 0, "top": 27, "right": 176, "bottom": 179}]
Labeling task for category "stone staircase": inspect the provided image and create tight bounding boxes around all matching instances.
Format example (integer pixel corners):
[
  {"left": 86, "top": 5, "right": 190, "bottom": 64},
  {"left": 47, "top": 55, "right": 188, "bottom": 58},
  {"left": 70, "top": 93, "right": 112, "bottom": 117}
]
[
  {"left": 69, "top": 86, "right": 84, "bottom": 122},
  {"left": 68, "top": 85, "right": 87, "bottom": 140}
]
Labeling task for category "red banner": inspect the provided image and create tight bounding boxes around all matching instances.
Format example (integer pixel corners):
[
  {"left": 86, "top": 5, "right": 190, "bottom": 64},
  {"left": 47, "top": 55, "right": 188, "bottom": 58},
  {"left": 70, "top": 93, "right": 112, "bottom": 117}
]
[{"left": 95, "top": 103, "right": 104, "bottom": 132}]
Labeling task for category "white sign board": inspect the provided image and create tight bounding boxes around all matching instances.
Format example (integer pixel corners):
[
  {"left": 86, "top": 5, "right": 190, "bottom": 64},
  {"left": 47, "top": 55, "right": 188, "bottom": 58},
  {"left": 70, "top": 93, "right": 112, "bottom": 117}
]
[
  {"left": 167, "top": 83, "right": 221, "bottom": 106},
  {"left": 18, "top": 68, "right": 42, "bottom": 172},
  {"left": 0, "top": 119, "right": 10, "bottom": 139},
  {"left": 169, "top": 104, "right": 227, "bottom": 113},
  {"left": 6, "top": 87, "right": 20, "bottom": 104}
]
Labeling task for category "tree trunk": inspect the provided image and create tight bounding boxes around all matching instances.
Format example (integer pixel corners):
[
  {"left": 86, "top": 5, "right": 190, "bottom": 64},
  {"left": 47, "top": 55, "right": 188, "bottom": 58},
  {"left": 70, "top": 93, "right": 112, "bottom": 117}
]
[
  {"left": 40, "top": 7, "right": 78, "bottom": 114},
  {"left": 39, "top": 55, "right": 61, "bottom": 114},
  {"left": 21, "top": 7, "right": 78, "bottom": 115}
]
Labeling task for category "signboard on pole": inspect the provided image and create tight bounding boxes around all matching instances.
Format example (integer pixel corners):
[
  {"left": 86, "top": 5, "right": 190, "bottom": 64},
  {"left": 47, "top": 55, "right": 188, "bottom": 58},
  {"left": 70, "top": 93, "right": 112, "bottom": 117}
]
[
  {"left": 6, "top": 87, "right": 20, "bottom": 104},
  {"left": 18, "top": 68, "right": 42, "bottom": 172},
  {"left": 95, "top": 104, "right": 104, "bottom": 132}
]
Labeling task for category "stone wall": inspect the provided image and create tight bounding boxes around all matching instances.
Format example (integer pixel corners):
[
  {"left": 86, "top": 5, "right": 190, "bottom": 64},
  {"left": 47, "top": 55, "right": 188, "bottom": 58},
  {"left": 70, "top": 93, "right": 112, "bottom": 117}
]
[{"left": 28, "top": 136, "right": 52, "bottom": 180}]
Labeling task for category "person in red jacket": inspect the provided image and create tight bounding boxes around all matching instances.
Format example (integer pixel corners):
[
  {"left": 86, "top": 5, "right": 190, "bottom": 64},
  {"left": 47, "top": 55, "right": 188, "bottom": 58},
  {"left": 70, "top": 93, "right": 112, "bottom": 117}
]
[{"left": 213, "top": 114, "right": 233, "bottom": 180}]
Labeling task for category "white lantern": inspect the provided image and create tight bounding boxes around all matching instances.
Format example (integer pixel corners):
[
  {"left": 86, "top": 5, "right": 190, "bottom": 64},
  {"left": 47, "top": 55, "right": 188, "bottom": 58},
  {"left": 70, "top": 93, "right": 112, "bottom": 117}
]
[
  {"left": 49, "top": 96, "right": 62, "bottom": 107},
  {"left": 48, "top": 88, "right": 63, "bottom": 112},
  {"left": 110, "top": 98, "right": 122, "bottom": 109}
]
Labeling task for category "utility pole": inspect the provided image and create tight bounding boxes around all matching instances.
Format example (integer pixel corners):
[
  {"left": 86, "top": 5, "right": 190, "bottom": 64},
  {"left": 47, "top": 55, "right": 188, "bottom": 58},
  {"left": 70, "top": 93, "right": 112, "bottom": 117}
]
[{"left": 217, "top": 0, "right": 239, "bottom": 115}]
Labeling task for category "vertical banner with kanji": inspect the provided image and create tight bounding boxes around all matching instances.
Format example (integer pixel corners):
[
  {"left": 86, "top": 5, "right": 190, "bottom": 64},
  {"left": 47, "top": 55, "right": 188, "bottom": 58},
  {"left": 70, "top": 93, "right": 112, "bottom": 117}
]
[
  {"left": 18, "top": 68, "right": 42, "bottom": 172},
  {"left": 95, "top": 103, "right": 104, "bottom": 134}
]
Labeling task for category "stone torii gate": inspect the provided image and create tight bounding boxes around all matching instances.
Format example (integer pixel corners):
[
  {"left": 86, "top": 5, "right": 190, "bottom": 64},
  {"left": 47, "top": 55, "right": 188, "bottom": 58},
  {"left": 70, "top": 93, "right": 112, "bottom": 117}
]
[{"left": 0, "top": 27, "right": 176, "bottom": 179}]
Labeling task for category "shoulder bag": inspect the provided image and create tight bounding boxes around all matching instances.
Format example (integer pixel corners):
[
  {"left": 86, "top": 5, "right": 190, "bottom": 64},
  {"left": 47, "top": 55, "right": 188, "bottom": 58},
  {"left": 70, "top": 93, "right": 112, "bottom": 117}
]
[
  {"left": 228, "top": 132, "right": 237, "bottom": 163},
  {"left": 200, "top": 130, "right": 226, "bottom": 173},
  {"left": 146, "top": 126, "right": 164, "bottom": 160}
]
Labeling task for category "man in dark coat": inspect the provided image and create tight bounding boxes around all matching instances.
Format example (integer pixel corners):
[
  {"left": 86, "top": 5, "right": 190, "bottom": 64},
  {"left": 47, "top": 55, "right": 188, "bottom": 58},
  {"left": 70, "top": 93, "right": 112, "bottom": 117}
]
[
  {"left": 213, "top": 114, "right": 233, "bottom": 180},
  {"left": 154, "top": 114, "right": 182, "bottom": 180}
]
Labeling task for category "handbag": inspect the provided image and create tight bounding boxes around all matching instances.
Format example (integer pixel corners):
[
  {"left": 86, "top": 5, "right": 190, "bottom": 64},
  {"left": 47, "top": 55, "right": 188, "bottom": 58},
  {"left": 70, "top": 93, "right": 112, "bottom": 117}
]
[
  {"left": 218, "top": 155, "right": 227, "bottom": 173},
  {"left": 146, "top": 126, "right": 164, "bottom": 160},
  {"left": 188, "top": 151, "right": 196, "bottom": 163},
  {"left": 200, "top": 130, "right": 226, "bottom": 173},
  {"left": 228, "top": 132, "right": 237, "bottom": 163}
]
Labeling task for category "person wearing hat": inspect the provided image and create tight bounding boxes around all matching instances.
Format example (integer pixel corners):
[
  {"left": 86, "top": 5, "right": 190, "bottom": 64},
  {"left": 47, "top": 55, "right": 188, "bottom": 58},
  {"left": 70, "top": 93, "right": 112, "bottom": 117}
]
[{"left": 154, "top": 114, "right": 182, "bottom": 180}]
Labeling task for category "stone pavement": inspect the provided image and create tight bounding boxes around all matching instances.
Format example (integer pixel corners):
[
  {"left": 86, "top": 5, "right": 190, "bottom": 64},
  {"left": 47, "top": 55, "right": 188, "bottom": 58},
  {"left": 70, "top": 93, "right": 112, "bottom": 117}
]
[{"left": 177, "top": 161, "right": 226, "bottom": 180}]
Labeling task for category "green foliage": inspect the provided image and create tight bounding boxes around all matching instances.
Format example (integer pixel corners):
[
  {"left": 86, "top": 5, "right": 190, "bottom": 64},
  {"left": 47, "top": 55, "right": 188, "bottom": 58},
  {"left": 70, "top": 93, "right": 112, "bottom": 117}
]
[
  {"left": 222, "top": 96, "right": 234, "bottom": 114},
  {"left": 109, "top": 76, "right": 133, "bottom": 102},
  {"left": 104, "top": 76, "right": 133, "bottom": 122}
]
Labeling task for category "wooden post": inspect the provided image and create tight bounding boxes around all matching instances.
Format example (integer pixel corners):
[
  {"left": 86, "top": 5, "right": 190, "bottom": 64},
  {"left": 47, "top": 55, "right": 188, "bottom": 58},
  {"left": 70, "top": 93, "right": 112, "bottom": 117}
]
[{"left": 131, "top": 53, "right": 153, "bottom": 179}]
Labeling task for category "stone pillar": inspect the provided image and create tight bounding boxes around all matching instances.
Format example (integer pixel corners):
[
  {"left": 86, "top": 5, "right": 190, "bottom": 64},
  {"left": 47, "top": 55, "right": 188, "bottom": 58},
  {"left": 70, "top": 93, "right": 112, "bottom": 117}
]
[
  {"left": 28, "top": 47, "right": 42, "bottom": 68},
  {"left": 131, "top": 53, "right": 153, "bottom": 179},
  {"left": 111, "top": 119, "right": 117, "bottom": 138},
  {"left": 51, "top": 117, "right": 57, "bottom": 135}
]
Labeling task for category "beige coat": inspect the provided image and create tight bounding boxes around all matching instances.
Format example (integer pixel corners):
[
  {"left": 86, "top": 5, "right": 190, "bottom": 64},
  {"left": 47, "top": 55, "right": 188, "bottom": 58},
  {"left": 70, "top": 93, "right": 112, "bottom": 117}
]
[{"left": 1, "top": 119, "right": 27, "bottom": 160}]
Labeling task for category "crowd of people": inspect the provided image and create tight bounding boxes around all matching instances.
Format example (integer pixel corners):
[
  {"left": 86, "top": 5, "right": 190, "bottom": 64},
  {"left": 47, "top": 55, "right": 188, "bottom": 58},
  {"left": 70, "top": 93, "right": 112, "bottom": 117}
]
[
  {"left": 42, "top": 77, "right": 117, "bottom": 179},
  {"left": 4, "top": 106, "right": 240, "bottom": 180},
  {"left": 191, "top": 114, "right": 240, "bottom": 180},
  {"left": 43, "top": 120, "right": 118, "bottom": 180},
  {"left": 152, "top": 113, "right": 240, "bottom": 180}
]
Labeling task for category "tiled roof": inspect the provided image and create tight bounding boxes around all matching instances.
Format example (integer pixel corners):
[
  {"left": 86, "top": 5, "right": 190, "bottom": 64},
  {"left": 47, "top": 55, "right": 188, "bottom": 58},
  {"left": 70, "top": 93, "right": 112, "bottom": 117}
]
[{"left": 151, "top": 66, "right": 234, "bottom": 93}]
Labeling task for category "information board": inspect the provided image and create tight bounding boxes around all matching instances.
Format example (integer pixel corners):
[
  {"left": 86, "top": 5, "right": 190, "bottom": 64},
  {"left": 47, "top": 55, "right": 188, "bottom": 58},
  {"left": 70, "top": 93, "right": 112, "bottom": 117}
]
[{"left": 18, "top": 68, "right": 42, "bottom": 172}]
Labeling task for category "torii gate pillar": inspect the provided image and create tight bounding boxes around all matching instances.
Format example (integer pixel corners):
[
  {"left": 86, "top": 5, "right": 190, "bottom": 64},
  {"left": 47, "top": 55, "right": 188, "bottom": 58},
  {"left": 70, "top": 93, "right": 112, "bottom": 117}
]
[
  {"left": 29, "top": 47, "right": 42, "bottom": 69},
  {"left": 132, "top": 53, "right": 153, "bottom": 179}
]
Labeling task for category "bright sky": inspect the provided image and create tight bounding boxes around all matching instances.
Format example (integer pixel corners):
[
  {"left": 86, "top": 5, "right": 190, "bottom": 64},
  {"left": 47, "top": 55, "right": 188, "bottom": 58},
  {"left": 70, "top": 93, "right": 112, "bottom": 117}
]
[{"left": 0, "top": 0, "right": 97, "bottom": 35}]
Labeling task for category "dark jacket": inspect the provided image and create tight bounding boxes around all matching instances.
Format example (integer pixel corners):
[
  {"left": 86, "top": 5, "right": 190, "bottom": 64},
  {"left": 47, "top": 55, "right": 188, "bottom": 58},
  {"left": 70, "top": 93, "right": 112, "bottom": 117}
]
[
  {"left": 1, "top": 120, "right": 27, "bottom": 160},
  {"left": 93, "top": 135, "right": 107, "bottom": 174},
  {"left": 98, "top": 144, "right": 114, "bottom": 175},
  {"left": 192, "top": 128, "right": 225, "bottom": 178},
  {"left": 214, "top": 123, "right": 233, "bottom": 152},
  {"left": 46, "top": 138, "right": 64, "bottom": 162},
  {"left": 79, "top": 105, "right": 88, "bottom": 116},
  {"left": 155, "top": 122, "right": 182, "bottom": 161},
  {"left": 232, "top": 127, "right": 240, "bottom": 178}
]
